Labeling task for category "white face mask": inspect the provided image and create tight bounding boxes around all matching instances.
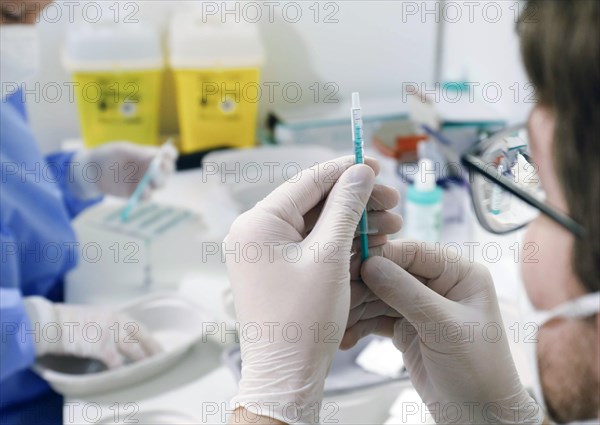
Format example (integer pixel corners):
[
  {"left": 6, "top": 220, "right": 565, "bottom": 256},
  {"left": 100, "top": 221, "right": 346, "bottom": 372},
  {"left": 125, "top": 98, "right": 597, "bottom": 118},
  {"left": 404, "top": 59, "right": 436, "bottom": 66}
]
[
  {"left": 0, "top": 25, "right": 40, "bottom": 100},
  {"left": 524, "top": 292, "right": 600, "bottom": 424}
]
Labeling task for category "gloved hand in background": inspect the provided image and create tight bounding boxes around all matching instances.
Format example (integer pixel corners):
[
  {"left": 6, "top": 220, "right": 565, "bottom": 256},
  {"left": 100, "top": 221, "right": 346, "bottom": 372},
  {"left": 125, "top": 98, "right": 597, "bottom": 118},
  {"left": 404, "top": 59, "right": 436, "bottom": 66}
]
[
  {"left": 343, "top": 240, "right": 544, "bottom": 424},
  {"left": 68, "top": 141, "right": 177, "bottom": 200},
  {"left": 24, "top": 296, "right": 162, "bottom": 369},
  {"left": 225, "top": 156, "right": 401, "bottom": 424}
]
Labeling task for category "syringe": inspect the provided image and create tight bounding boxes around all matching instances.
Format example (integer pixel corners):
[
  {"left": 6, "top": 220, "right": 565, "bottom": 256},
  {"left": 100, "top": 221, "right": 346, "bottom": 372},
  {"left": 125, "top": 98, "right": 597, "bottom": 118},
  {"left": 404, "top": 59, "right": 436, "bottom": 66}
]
[
  {"left": 351, "top": 92, "right": 369, "bottom": 261},
  {"left": 121, "top": 138, "right": 177, "bottom": 222}
]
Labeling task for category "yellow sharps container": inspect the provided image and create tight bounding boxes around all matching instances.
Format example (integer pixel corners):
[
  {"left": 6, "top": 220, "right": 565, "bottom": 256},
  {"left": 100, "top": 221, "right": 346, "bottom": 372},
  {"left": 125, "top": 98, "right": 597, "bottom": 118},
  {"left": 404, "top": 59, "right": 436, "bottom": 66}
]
[
  {"left": 63, "top": 23, "right": 163, "bottom": 148},
  {"left": 168, "top": 14, "right": 265, "bottom": 153}
]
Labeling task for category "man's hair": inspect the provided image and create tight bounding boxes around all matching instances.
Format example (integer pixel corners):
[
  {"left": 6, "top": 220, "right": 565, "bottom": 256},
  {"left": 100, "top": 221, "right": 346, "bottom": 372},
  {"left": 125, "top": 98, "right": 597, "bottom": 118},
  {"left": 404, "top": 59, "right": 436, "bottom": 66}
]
[{"left": 518, "top": 0, "right": 600, "bottom": 293}]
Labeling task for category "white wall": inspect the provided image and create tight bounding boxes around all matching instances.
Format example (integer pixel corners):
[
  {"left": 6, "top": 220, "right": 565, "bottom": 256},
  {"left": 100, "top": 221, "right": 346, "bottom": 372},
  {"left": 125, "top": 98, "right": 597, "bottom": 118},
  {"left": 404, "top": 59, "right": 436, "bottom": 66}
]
[
  {"left": 27, "top": 0, "right": 439, "bottom": 153},
  {"left": 439, "top": 0, "right": 532, "bottom": 123},
  {"left": 26, "top": 1, "right": 533, "bottom": 153}
]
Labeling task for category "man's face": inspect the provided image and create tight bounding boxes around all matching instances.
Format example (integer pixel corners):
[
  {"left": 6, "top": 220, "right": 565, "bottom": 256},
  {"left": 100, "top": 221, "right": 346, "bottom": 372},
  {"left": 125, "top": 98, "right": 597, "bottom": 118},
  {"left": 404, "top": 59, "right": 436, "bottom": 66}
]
[
  {"left": 523, "top": 106, "right": 599, "bottom": 421},
  {"left": 0, "top": 0, "right": 52, "bottom": 24}
]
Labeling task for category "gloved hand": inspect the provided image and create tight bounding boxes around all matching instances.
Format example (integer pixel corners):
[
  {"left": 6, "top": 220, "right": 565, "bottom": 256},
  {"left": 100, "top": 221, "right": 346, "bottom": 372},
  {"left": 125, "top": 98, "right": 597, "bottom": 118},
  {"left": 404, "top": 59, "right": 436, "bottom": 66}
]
[
  {"left": 225, "top": 156, "right": 401, "bottom": 424},
  {"left": 342, "top": 240, "right": 544, "bottom": 424},
  {"left": 69, "top": 142, "right": 177, "bottom": 200},
  {"left": 24, "top": 296, "right": 162, "bottom": 369}
]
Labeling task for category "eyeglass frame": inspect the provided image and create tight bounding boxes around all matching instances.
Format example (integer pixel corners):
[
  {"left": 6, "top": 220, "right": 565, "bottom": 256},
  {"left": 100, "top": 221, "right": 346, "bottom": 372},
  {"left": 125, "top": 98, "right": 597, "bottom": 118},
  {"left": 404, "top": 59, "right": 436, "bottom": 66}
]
[{"left": 460, "top": 124, "right": 586, "bottom": 238}]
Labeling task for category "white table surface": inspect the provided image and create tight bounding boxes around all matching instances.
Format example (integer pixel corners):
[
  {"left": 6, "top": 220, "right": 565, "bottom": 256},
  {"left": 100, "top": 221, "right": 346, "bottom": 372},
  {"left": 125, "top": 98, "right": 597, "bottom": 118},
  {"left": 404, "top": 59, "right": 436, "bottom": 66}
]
[{"left": 64, "top": 167, "right": 531, "bottom": 424}]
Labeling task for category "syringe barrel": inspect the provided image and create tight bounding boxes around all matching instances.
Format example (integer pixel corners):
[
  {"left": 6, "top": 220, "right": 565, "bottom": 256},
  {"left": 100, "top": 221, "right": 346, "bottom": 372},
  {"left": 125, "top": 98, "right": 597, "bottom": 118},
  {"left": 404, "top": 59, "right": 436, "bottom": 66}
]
[{"left": 351, "top": 109, "right": 364, "bottom": 164}]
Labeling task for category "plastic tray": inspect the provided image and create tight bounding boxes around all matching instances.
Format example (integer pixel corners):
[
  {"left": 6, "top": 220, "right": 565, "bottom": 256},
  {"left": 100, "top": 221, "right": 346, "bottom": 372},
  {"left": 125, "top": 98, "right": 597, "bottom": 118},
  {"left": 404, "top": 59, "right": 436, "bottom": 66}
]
[
  {"left": 34, "top": 292, "right": 208, "bottom": 397},
  {"left": 223, "top": 336, "right": 408, "bottom": 396}
]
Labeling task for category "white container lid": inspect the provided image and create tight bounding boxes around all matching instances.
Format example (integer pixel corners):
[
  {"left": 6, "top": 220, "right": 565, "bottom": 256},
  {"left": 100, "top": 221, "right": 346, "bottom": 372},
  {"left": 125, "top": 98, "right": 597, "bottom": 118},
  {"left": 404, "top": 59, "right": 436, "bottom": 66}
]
[
  {"left": 63, "top": 21, "right": 163, "bottom": 72},
  {"left": 168, "top": 12, "right": 265, "bottom": 69}
]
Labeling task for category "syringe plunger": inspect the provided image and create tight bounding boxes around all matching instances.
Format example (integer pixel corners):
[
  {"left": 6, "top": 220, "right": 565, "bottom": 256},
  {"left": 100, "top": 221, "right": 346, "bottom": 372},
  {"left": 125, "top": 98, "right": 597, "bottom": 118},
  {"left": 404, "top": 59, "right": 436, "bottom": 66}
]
[{"left": 352, "top": 92, "right": 361, "bottom": 109}]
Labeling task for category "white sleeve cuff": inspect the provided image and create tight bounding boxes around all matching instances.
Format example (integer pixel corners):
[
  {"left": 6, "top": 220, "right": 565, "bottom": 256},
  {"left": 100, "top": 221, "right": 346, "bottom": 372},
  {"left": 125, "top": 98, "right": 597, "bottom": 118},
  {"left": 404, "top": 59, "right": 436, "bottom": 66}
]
[
  {"left": 23, "top": 296, "right": 57, "bottom": 357},
  {"left": 67, "top": 150, "right": 103, "bottom": 200}
]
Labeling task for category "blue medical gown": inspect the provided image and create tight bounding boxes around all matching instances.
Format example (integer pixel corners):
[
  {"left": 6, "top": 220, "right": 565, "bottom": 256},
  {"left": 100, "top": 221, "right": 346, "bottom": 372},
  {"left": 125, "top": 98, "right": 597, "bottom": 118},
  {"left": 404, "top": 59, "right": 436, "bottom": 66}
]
[{"left": 1, "top": 92, "right": 100, "bottom": 423}]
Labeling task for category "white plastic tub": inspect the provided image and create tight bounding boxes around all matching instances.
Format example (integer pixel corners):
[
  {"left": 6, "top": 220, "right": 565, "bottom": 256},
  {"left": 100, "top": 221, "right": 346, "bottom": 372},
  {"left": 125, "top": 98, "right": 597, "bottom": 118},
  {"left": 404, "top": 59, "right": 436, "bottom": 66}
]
[{"left": 34, "top": 292, "right": 209, "bottom": 397}]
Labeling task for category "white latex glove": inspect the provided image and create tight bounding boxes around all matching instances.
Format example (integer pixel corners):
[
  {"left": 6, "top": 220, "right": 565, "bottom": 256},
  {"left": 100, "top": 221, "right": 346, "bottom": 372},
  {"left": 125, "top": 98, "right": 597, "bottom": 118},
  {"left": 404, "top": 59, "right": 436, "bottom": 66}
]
[
  {"left": 69, "top": 141, "right": 177, "bottom": 200},
  {"left": 24, "top": 296, "right": 162, "bottom": 369},
  {"left": 225, "top": 156, "right": 401, "bottom": 424},
  {"left": 343, "top": 240, "right": 545, "bottom": 424}
]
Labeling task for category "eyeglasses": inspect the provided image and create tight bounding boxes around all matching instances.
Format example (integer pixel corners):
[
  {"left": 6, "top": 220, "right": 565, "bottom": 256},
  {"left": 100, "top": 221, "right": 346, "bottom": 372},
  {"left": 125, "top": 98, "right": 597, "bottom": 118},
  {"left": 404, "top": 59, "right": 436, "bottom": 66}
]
[{"left": 460, "top": 124, "right": 585, "bottom": 238}]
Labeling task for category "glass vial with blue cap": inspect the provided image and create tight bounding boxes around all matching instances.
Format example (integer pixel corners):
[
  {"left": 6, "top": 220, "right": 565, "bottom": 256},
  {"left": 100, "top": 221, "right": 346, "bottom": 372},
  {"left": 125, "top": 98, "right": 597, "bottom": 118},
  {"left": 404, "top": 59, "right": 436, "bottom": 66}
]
[{"left": 404, "top": 157, "right": 443, "bottom": 242}]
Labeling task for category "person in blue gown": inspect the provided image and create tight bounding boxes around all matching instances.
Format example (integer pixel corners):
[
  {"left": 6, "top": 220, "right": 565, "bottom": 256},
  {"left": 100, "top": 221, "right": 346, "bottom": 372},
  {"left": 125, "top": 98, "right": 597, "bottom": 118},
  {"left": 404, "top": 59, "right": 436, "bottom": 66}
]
[{"left": 1, "top": 2, "right": 175, "bottom": 423}]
